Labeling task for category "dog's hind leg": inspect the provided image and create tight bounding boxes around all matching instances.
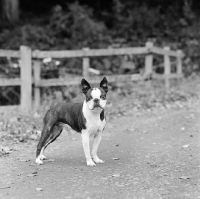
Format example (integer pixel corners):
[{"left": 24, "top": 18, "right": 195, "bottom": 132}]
[
  {"left": 36, "top": 123, "right": 63, "bottom": 165},
  {"left": 42, "top": 124, "right": 63, "bottom": 154},
  {"left": 36, "top": 124, "right": 52, "bottom": 165}
]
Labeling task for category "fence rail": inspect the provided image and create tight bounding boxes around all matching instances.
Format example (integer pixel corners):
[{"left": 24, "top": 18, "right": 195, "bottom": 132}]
[
  {"left": 32, "top": 47, "right": 150, "bottom": 58},
  {"left": 0, "top": 78, "right": 21, "bottom": 86},
  {"left": 0, "top": 49, "right": 20, "bottom": 58},
  {"left": 0, "top": 42, "right": 183, "bottom": 112}
]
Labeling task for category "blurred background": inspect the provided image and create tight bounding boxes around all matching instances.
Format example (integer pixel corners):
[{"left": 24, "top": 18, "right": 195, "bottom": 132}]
[{"left": 0, "top": 0, "right": 199, "bottom": 107}]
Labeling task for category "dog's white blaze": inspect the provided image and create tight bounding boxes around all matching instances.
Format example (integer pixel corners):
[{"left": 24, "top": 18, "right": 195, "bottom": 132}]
[
  {"left": 86, "top": 88, "right": 107, "bottom": 110},
  {"left": 91, "top": 88, "right": 101, "bottom": 98},
  {"left": 87, "top": 88, "right": 101, "bottom": 110}
]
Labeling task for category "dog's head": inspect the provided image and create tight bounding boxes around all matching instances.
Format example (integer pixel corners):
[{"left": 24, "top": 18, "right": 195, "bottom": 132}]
[{"left": 81, "top": 77, "right": 108, "bottom": 111}]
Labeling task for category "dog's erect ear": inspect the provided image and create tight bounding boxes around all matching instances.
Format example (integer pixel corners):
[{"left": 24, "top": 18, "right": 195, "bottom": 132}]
[
  {"left": 100, "top": 77, "right": 108, "bottom": 93},
  {"left": 81, "top": 79, "right": 91, "bottom": 94}
]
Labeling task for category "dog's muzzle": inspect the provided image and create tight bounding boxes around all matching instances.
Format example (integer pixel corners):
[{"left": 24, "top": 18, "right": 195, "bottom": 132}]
[{"left": 92, "top": 98, "right": 103, "bottom": 110}]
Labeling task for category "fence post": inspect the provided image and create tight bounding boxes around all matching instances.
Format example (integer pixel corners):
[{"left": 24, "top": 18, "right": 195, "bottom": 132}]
[
  {"left": 164, "top": 46, "right": 171, "bottom": 90},
  {"left": 176, "top": 50, "right": 183, "bottom": 76},
  {"left": 20, "top": 46, "right": 32, "bottom": 112},
  {"left": 82, "top": 48, "right": 90, "bottom": 79},
  {"left": 145, "top": 42, "right": 153, "bottom": 86},
  {"left": 33, "top": 60, "right": 41, "bottom": 109}
]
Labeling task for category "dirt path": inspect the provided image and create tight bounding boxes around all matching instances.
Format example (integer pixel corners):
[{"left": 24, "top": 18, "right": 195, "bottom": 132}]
[{"left": 0, "top": 107, "right": 200, "bottom": 199}]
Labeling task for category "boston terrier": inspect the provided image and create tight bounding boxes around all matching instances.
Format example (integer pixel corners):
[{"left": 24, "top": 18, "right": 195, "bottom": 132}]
[{"left": 36, "top": 77, "right": 108, "bottom": 166}]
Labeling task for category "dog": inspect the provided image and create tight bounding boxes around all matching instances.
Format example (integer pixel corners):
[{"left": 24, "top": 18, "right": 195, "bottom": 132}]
[{"left": 36, "top": 77, "right": 108, "bottom": 166}]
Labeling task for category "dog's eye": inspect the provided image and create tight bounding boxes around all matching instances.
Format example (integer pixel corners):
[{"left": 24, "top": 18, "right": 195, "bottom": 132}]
[
  {"left": 100, "top": 95, "right": 106, "bottom": 100},
  {"left": 86, "top": 97, "right": 91, "bottom": 101}
]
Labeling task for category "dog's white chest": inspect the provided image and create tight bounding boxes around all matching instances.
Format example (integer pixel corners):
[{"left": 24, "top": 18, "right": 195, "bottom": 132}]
[
  {"left": 86, "top": 118, "right": 106, "bottom": 136},
  {"left": 82, "top": 100, "right": 106, "bottom": 136}
]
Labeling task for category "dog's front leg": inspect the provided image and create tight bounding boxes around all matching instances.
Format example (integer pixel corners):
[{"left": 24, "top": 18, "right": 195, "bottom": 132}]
[
  {"left": 81, "top": 131, "right": 96, "bottom": 166},
  {"left": 92, "top": 132, "right": 104, "bottom": 164}
]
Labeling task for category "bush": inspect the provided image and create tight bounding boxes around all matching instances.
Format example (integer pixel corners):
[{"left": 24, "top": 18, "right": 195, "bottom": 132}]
[
  {"left": 0, "top": 2, "right": 109, "bottom": 50},
  {"left": 0, "top": 1, "right": 200, "bottom": 75}
]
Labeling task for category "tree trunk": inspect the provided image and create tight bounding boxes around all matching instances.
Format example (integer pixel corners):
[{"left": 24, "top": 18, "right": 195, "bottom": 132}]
[{"left": 1, "top": 0, "right": 19, "bottom": 22}]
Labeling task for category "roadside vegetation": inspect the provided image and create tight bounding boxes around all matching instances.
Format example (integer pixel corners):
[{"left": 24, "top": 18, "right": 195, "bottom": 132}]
[
  {"left": 0, "top": 0, "right": 200, "bottom": 152},
  {"left": 0, "top": 0, "right": 200, "bottom": 76}
]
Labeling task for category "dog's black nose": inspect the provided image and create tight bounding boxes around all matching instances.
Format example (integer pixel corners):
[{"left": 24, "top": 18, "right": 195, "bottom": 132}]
[{"left": 94, "top": 98, "right": 99, "bottom": 103}]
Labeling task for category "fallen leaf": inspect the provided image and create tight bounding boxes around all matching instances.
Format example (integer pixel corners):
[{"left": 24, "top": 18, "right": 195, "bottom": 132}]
[
  {"left": 19, "top": 159, "right": 30, "bottom": 162},
  {"left": 9, "top": 117, "right": 18, "bottom": 123},
  {"left": 2, "top": 146, "right": 12, "bottom": 154},
  {"left": 30, "top": 134, "right": 38, "bottom": 140},
  {"left": 113, "top": 157, "right": 120, "bottom": 160},
  {"left": 36, "top": 187, "right": 43, "bottom": 191},
  {"left": 33, "top": 112, "right": 40, "bottom": 118},
  {"left": 27, "top": 173, "right": 37, "bottom": 177},
  {"left": 112, "top": 174, "right": 120, "bottom": 177},
  {"left": 180, "top": 175, "right": 192, "bottom": 180},
  {"left": 0, "top": 186, "right": 10, "bottom": 189},
  {"left": 18, "top": 136, "right": 25, "bottom": 142},
  {"left": 37, "top": 130, "right": 42, "bottom": 137}
]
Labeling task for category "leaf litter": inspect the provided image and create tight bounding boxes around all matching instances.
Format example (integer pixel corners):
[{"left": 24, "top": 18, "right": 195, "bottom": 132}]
[{"left": 36, "top": 187, "right": 43, "bottom": 191}]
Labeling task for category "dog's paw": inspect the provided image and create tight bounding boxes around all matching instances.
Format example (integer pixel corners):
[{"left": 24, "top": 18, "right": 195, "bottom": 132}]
[
  {"left": 40, "top": 155, "right": 46, "bottom": 160},
  {"left": 35, "top": 157, "right": 43, "bottom": 165},
  {"left": 93, "top": 157, "right": 104, "bottom": 164},
  {"left": 94, "top": 159, "right": 104, "bottom": 164},
  {"left": 86, "top": 159, "right": 96, "bottom": 167}
]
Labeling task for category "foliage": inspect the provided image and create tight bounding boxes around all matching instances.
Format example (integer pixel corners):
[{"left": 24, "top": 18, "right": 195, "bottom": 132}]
[
  {"left": 0, "top": 74, "right": 200, "bottom": 143},
  {"left": 49, "top": 3, "right": 107, "bottom": 49},
  {"left": 0, "top": 1, "right": 200, "bottom": 74},
  {"left": 0, "top": 2, "right": 108, "bottom": 50}
]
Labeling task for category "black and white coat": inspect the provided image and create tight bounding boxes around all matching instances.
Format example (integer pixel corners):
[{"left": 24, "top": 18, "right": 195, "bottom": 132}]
[{"left": 36, "top": 77, "right": 108, "bottom": 167}]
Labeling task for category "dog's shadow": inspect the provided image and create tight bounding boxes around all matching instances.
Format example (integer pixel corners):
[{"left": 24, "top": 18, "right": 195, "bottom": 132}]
[{"left": 36, "top": 130, "right": 120, "bottom": 168}]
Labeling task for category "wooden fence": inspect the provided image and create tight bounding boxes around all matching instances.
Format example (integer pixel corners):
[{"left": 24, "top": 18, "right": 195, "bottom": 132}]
[{"left": 0, "top": 42, "right": 183, "bottom": 112}]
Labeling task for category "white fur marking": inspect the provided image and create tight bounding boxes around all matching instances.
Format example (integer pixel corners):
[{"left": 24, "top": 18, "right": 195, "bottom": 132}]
[
  {"left": 36, "top": 157, "right": 43, "bottom": 165},
  {"left": 86, "top": 88, "right": 107, "bottom": 110},
  {"left": 92, "top": 133, "right": 104, "bottom": 164},
  {"left": 81, "top": 101, "right": 106, "bottom": 166},
  {"left": 35, "top": 147, "right": 46, "bottom": 165},
  {"left": 81, "top": 131, "right": 96, "bottom": 166},
  {"left": 91, "top": 88, "right": 101, "bottom": 98},
  {"left": 40, "top": 154, "right": 46, "bottom": 160}
]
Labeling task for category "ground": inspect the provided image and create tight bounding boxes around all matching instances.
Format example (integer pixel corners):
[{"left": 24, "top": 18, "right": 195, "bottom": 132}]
[{"left": 0, "top": 100, "right": 200, "bottom": 199}]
